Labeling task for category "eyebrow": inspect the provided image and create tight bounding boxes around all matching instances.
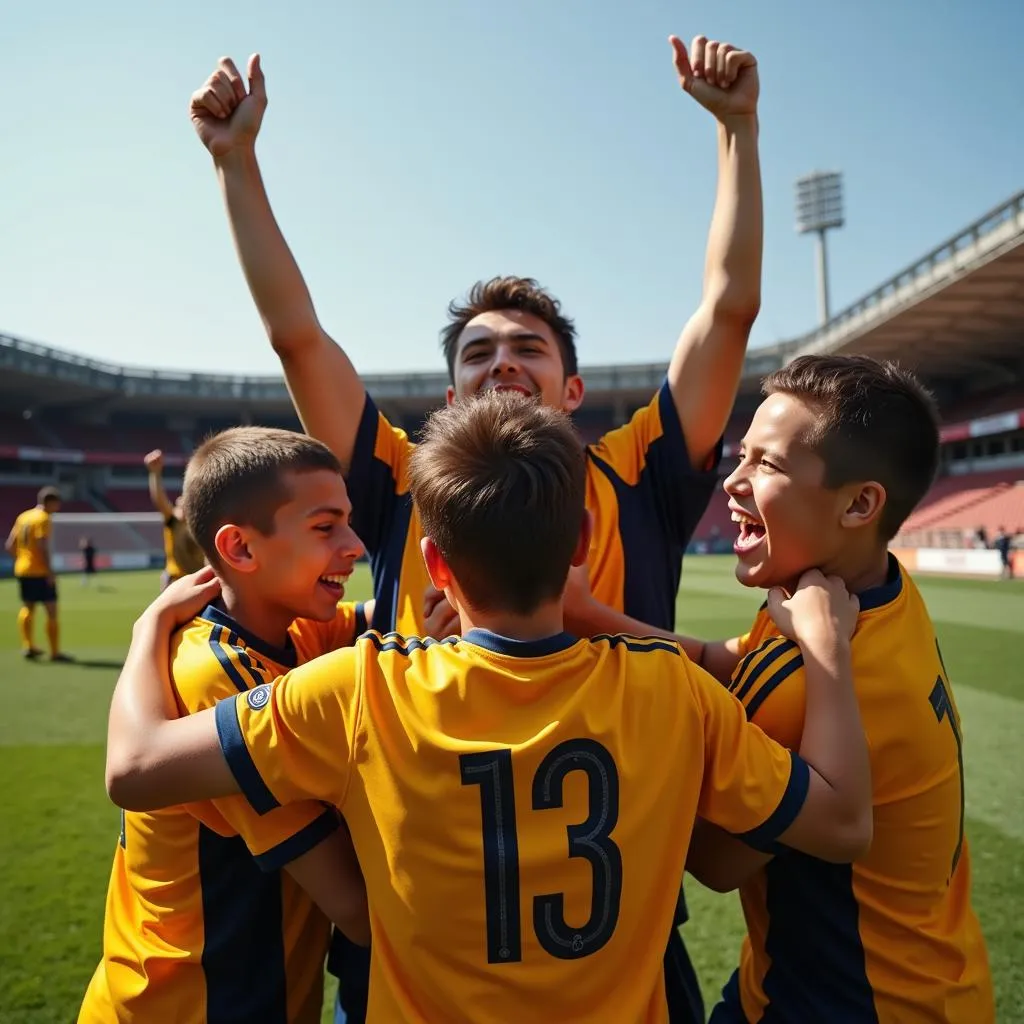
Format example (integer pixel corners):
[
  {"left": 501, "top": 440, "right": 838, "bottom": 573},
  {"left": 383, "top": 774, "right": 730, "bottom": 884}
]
[
  {"left": 305, "top": 506, "right": 348, "bottom": 519},
  {"left": 460, "top": 331, "right": 550, "bottom": 350},
  {"left": 739, "top": 441, "right": 789, "bottom": 465}
]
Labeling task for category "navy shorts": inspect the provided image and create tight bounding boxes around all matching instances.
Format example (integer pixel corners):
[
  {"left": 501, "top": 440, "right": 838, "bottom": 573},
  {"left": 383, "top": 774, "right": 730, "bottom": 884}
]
[{"left": 18, "top": 576, "right": 57, "bottom": 605}]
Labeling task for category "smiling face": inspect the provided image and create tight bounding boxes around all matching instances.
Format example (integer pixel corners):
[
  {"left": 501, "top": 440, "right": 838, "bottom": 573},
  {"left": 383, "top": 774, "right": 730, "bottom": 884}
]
[
  {"left": 446, "top": 310, "right": 584, "bottom": 412},
  {"left": 723, "top": 393, "right": 864, "bottom": 590},
  {"left": 218, "top": 468, "right": 365, "bottom": 622}
]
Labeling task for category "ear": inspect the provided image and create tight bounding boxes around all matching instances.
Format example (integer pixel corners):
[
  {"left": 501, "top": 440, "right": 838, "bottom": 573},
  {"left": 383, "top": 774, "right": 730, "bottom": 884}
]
[
  {"left": 569, "top": 509, "right": 594, "bottom": 567},
  {"left": 420, "top": 536, "right": 453, "bottom": 591},
  {"left": 445, "top": 384, "right": 457, "bottom": 407},
  {"left": 214, "top": 524, "right": 258, "bottom": 574},
  {"left": 562, "top": 374, "right": 585, "bottom": 414},
  {"left": 839, "top": 482, "right": 886, "bottom": 531}
]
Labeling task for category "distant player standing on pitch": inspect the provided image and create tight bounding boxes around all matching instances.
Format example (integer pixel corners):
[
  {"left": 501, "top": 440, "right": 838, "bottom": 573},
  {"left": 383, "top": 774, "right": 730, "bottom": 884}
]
[
  {"left": 144, "top": 448, "right": 206, "bottom": 589},
  {"left": 5, "top": 485, "right": 72, "bottom": 662},
  {"left": 187, "top": 29, "right": 763, "bottom": 1023}
]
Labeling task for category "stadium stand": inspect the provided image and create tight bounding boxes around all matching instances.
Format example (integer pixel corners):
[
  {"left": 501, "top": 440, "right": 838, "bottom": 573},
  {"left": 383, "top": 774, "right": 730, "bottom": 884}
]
[{"left": 1, "top": 189, "right": 1023, "bottom": 577}]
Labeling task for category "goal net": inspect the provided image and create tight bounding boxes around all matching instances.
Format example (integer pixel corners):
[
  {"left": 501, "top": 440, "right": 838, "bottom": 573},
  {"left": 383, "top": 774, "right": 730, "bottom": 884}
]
[{"left": 51, "top": 512, "right": 167, "bottom": 572}]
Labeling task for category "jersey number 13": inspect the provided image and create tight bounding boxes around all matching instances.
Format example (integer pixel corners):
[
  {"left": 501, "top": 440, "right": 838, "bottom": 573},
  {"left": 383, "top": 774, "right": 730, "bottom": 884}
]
[{"left": 460, "top": 738, "right": 622, "bottom": 965}]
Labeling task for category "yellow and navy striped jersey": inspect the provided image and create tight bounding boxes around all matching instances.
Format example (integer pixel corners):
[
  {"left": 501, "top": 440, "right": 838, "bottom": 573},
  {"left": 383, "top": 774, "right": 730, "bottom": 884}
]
[
  {"left": 216, "top": 628, "right": 809, "bottom": 1024},
  {"left": 11, "top": 507, "right": 51, "bottom": 577},
  {"left": 163, "top": 514, "right": 206, "bottom": 581},
  {"left": 78, "top": 600, "right": 368, "bottom": 1024},
  {"left": 715, "top": 556, "right": 994, "bottom": 1024},
  {"left": 347, "top": 382, "right": 720, "bottom": 637}
]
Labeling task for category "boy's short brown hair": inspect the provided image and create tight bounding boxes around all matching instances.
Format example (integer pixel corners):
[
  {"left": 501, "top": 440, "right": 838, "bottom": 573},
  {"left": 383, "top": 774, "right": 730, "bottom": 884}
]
[
  {"left": 183, "top": 427, "right": 342, "bottom": 562},
  {"left": 408, "top": 391, "right": 587, "bottom": 616},
  {"left": 763, "top": 355, "right": 940, "bottom": 540},
  {"left": 440, "top": 276, "right": 579, "bottom": 382},
  {"left": 37, "top": 486, "right": 61, "bottom": 507}
]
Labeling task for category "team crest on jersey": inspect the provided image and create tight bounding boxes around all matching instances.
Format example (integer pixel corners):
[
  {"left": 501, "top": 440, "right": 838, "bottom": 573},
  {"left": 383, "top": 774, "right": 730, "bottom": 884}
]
[{"left": 247, "top": 683, "right": 271, "bottom": 711}]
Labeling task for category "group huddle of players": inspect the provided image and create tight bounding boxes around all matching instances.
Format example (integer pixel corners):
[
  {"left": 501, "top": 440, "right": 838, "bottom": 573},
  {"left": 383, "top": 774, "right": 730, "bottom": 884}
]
[{"left": 46, "top": 32, "right": 996, "bottom": 1024}]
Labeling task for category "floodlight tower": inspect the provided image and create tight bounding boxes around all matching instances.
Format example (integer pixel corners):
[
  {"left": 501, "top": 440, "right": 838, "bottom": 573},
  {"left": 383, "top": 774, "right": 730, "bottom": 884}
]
[{"left": 795, "top": 171, "right": 844, "bottom": 326}]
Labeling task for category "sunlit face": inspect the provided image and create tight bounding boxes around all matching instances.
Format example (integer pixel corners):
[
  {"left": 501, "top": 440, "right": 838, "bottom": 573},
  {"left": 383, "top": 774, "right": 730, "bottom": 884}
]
[
  {"left": 243, "top": 469, "right": 364, "bottom": 622},
  {"left": 447, "top": 310, "right": 584, "bottom": 412},
  {"left": 722, "top": 393, "right": 853, "bottom": 590}
]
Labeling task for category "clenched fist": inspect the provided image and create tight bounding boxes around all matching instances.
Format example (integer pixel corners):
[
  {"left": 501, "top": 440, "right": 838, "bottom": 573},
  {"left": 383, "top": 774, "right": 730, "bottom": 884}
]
[
  {"left": 189, "top": 54, "right": 268, "bottom": 159},
  {"left": 669, "top": 35, "right": 759, "bottom": 121}
]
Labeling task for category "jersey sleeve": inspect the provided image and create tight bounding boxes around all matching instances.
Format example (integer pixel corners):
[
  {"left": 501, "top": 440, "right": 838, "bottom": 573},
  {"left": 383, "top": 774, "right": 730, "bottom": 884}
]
[
  {"left": 345, "top": 393, "right": 415, "bottom": 557},
  {"left": 173, "top": 627, "right": 341, "bottom": 872},
  {"left": 587, "top": 379, "right": 721, "bottom": 547},
  {"left": 688, "top": 661, "right": 810, "bottom": 849},
  {"left": 214, "top": 646, "right": 363, "bottom": 815},
  {"left": 291, "top": 601, "right": 369, "bottom": 658}
]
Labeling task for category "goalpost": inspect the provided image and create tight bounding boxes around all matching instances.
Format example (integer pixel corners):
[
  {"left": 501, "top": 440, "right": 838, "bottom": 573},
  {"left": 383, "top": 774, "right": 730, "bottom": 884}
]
[{"left": 50, "top": 512, "right": 166, "bottom": 573}]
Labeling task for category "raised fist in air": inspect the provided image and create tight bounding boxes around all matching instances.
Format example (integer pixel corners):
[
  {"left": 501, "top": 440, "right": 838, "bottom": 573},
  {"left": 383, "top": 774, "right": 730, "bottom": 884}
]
[{"left": 189, "top": 54, "right": 268, "bottom": 158}]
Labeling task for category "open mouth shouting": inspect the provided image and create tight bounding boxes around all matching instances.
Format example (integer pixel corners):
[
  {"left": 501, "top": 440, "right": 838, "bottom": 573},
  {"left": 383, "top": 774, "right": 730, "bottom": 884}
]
[{"left": 730, "top": 505, "right": 766, "bottom": 556}]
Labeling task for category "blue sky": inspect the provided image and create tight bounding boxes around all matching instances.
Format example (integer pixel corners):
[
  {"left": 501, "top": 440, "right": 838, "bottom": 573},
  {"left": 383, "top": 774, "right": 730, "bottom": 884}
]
[{"left": 1, "top": 0, "right": 1021, "bottom": 376}]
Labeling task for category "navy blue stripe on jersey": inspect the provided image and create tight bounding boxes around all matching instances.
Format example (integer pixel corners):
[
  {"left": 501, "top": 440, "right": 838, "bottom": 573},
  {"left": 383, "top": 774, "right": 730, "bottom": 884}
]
[
  {"left": 736, "top": 751, "right": 810, "bottom": 851},
  {"left": 364, "top": 632, "right": 459, "bottom": 656},
  {"left": 707, "top": 971, "right": 747, "bottom": 1024},
  {"left": 229, "top": 632, "right": 270, "bottom": 689},
  {"left": 370, "top": 492, "right": 414, "bottom": 633},
  {"left": 464, "top": 628, "right": 577, "bottom": 658},
  {"left": 744, "top": 654, "right": 805, "bottom": 722},
  {"left": 728, "top": 636, "right": 776, "bottom": 693},
  {"left": 353, "top": 602, "right": 367, "bottom": 637},
  {"left": 202, "top": 604, "right": 298, "bottom": 668},
  {"left": 591, "top": 634, "right": 683, "bottom": 656},
  {"left": 759, "top": 852, "right": 877, "bottom": 1022},
  {"left": 198, "top": 825, "right": 289, "bottom": 1023},
  {"left": 254, "top": 808, "right": 341, "bottom": 873},
  {"left": 215, "top": 698, "right": 280, "bottom": 815},
  {"left": 732, "top": 639, "right": 799, "bottom": 704},
  {"left": 857, "top": 553, "right": 903, "bottom": 612},
  {"left": 344, "top": 394, "right": 414, "bottom": 634},
  {"left": 209, "top": 626, "right": 249, "bottom": 694}
]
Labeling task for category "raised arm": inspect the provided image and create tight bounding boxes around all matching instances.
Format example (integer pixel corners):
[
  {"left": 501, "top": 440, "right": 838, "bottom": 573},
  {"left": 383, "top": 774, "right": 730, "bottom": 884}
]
[
  {"left": 144, "top": 450, "right": 175, "bottom": 519},
  {"left": 666, "top": 36, "right": 762, "bottom": 470},
  {"left": 190, "top": 56, "right": 366, "bottom": 473}
]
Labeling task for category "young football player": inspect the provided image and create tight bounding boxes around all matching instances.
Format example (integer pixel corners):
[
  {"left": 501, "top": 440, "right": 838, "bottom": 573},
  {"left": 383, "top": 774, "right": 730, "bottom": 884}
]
[
  {"left": 79, "top": 427, "right": 372, "bottom": 1024},
  {"left": 569, "top": 355, "right": 996, "bottom": 1023}
]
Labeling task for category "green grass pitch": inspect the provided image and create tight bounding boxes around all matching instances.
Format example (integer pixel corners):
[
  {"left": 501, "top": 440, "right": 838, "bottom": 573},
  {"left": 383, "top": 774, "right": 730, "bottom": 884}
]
[{"left": 0, "top": 561, "right": 1021, "bottom": 1022}]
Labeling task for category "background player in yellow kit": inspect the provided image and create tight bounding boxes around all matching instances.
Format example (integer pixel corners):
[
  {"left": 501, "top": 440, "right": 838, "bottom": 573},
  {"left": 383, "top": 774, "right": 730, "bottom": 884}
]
[
  {"left": 79, "top": 427, "right": 372, "bottom": 1024},
  {"left": 568, "top": 355, "right": 996, "bottom": 1023},
  {"left": 104, "top": 392, "right": 875, "bottom": 1024},
  {"left": 145, "top": 447, "right": 207, "bottom": 588},
  {"left": 5, "top": 484, "right": 71, "bottom": 661}
]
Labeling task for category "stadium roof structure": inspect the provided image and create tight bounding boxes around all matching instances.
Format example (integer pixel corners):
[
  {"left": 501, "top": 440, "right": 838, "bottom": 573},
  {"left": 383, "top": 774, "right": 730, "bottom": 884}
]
[{"left": 2, "top": 191, "right": 1023, "bottom": 419}]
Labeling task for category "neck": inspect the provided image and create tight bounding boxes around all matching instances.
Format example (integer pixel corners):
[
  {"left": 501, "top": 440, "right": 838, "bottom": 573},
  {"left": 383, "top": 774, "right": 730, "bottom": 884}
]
[
  {"left": 219, "top": 579, "right": 292, "bottom": 650},
  {"left": 786, "top": 547, "right": 890, "bottom": 599},
  {"left": 457, "top": 599, "right": 567, "bottom": 642}
]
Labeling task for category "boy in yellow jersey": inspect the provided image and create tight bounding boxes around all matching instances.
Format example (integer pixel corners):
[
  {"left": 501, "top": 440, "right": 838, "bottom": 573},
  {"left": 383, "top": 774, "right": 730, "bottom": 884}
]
[
  {"left": 572, "top": 355, "right": 995, "bottom": 1023},
  {"left": 189, "top": 34, "right": 764, "bottom": 1021},
  {"left": 5, "top": 485, "right": 71, "bottom": 661},
  {"left": 79, "top": 427, "right": 372, "bottom": 1024},
  {"left": 105, "top": 392, "right": 876, "bottom": 1024},
  {"left": 145, "top": 448, "right": 206, "bottom": 588}
]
